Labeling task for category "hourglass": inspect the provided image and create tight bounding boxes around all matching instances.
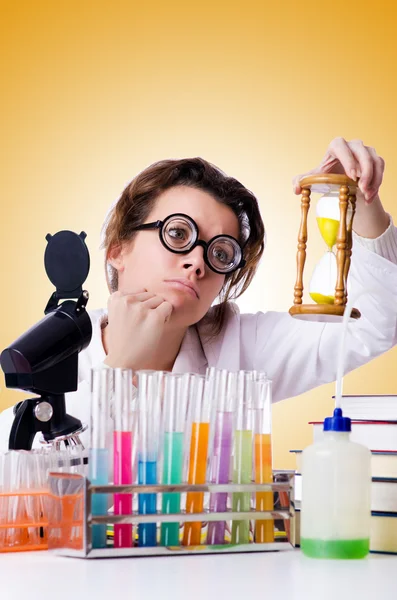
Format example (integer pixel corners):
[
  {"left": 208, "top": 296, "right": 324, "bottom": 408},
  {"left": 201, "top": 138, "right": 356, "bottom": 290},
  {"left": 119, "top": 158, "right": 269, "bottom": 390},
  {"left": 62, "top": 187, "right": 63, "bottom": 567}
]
[{"left": 289, "top": 174, "right": 361, "bottom": 322}]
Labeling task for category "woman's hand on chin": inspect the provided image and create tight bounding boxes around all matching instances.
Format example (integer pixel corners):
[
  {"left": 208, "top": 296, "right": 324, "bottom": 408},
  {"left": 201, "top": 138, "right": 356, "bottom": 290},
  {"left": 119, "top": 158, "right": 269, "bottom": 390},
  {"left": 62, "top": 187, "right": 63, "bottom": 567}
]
[{"left": 103, "top": 289, "right": 173, "bottom": 370}]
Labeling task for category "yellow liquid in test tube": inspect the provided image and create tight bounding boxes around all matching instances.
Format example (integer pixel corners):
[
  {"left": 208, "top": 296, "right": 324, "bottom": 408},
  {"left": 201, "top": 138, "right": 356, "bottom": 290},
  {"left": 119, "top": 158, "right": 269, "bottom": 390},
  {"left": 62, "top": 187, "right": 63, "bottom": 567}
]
[{"left": 254, "top": 434, "right": 274, "bottom": 543}]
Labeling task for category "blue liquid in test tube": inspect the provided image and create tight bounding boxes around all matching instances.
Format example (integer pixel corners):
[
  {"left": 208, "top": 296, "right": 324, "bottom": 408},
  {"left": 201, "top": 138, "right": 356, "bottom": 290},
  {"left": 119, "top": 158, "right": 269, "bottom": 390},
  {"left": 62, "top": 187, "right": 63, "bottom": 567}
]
[
  {"left": 89, "top": 448, "right": 109, "bottom": 549},
  {"left": 138, "top": 459, "right": 158, "bottom": 546},
  {"left": 89, "top": 367, "right": 113, "bottom": 550},
  {"left": 136, "top": 371, "right": 162, "bottom": 548}
]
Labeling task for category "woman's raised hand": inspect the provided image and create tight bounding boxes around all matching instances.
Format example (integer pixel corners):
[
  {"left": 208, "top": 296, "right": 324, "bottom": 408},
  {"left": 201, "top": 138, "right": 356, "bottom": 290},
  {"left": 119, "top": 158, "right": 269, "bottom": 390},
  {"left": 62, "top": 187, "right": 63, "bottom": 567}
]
[
  {"left": 292, "top": 137, "right": 385, "bottom": 204},
  {"left": 103, "top": 289, "right": 173, "bottom": 370}
]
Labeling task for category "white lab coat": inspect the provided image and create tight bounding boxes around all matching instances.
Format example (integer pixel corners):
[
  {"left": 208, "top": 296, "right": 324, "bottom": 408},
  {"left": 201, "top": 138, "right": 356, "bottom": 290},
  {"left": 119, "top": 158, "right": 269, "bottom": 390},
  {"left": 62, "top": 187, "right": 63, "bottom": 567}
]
[{"left": 1, "top": 230, "right": 397, "bottom": 450}]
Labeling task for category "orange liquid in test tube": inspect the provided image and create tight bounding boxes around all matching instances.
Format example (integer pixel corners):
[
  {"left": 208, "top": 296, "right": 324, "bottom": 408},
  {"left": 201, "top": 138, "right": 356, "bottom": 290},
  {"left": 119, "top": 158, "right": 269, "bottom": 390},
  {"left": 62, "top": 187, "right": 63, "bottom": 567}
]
[
  {"left": 0, "top": 490, "right": 48, "bottom": 553},
  {"left": 254, "top": 433, "right": 274, "bottom": 543},
  {"left": 183, "top": 422, "right": 210, "bottom": 546}
]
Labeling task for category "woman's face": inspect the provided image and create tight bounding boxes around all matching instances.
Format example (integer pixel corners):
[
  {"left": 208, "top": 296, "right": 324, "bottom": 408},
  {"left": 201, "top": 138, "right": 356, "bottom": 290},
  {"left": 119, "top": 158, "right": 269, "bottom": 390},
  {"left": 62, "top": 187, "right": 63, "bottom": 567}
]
[{"left": 109, "top": 185, "right": 240, "bottom": 328}]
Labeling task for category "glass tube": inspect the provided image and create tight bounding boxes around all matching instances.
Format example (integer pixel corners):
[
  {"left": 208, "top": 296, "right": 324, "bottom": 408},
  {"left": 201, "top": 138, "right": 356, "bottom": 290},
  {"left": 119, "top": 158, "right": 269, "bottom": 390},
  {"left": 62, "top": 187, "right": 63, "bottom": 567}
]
[
  {"left": 113, "top": 369, "right": 134, "bottom": 548},
  {"left": 207, "top": 370, "right": 236, "bottom": 545},
  {"left": 89, "top": 367, "right": 113, "bottom": 549},
  {"left": 160, "top": 373, "right": 188, "bottom": 546},
  {"left": 182, "top": 374, "right": 210, "bottom": 547},
  {"left": 252, "top": 376, "right": 273, "bottom": 543},
  {"left": 136, "top": 370, "right": 162, "bottom": 547},
  {"left": 231, "top": 371, "right": 254, "bottom": 545}
]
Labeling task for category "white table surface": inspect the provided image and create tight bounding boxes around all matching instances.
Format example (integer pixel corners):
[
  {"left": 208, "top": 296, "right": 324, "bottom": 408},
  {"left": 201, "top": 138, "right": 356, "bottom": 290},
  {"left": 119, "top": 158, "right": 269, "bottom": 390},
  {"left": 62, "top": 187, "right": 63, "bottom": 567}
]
[{"left": 1, "top": 549, "right": 396, "bottom": 600}]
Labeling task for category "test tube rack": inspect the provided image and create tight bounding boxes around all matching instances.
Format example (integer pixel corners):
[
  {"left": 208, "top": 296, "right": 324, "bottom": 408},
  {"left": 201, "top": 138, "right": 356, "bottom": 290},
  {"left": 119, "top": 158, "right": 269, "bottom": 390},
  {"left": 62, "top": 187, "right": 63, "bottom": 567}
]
[{"left": 47, "top": 470, "right": 296, "bottom": 558}]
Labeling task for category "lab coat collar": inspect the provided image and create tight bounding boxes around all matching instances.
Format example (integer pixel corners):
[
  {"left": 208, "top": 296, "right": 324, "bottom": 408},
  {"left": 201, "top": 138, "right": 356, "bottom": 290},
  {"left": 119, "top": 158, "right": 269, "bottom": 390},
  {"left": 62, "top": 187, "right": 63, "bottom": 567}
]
[
  {"left": 196, "top": 302, "right": 241, "bottom": 373},
  {"left": 172, "top": 325, "right": 208, "bottom": 374}
]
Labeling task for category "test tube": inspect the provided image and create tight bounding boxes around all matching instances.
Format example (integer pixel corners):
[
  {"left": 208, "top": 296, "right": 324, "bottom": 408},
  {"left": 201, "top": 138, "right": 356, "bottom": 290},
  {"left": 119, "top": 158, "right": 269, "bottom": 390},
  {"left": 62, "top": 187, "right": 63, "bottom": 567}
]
[
  {"left": 113, "top": 369, "right": 135, "bottom": 548},
  {"left": 231, "top": 371, "right": 254, "bottom": 545},
  {"left": 89, "top": 367, "right": 112, "bottom": 549},
  {"left": 3, "top": 452, "right": 29, "bottom": 550},
  {"left": 205, "top": 368, "right": 222, "bottom": 472},
  {"left": 136, "top": 370, "right": 162, "bottom": 547},
  {"left": 207, "top": 370, "right": 235, "bottom": 545},
  {"left": 0, "top": 453, "right": 5, "bottom": 548},
  {"left": 182, "top": 374, "right": 210, "bottom": 547},
  {"left": 48, "top": 448, "right": 86, "bottom": 549},
  {"left": 160, "top": 373, "right": 188, "bottom": 546},
  {"left": 253, "top": 376, "right": 274, "bottom": 543}
]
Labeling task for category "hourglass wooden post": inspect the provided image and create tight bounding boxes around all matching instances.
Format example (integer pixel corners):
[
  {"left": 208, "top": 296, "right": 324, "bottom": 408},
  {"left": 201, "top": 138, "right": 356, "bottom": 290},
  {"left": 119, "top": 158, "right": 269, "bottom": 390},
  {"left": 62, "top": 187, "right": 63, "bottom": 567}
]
[{"left": 289, "top": 174, "right": 361, "bottom": 321}]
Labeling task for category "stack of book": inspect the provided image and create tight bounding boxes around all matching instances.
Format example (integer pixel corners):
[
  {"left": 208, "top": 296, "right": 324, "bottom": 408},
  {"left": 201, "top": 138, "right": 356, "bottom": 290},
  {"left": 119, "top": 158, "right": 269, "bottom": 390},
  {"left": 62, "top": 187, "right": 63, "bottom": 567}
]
[{"left": 291, "top": 394, "right": 397, "bottom": 554}]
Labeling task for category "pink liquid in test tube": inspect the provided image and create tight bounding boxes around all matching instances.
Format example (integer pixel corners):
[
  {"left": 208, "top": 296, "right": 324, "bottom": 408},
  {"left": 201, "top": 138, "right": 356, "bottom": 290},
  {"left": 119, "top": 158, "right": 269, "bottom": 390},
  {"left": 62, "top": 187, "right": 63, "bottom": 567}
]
[
  {"left": 113, "top": 431, "right": 133, "bottom": 548},
  {"left": 113, "top": 369, "right": 135, "bottom": 549}
]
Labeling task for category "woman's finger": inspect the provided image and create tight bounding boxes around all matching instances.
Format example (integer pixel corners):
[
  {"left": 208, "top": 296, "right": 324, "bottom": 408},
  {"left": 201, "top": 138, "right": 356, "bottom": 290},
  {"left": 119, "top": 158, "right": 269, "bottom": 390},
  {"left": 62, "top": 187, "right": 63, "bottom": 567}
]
[
  {"left": 118, "top": 289, "right": 148, "bottom": 297},
  {"left": 327, "top": 137, "right": 358, "bottom": 180},
  {"left": 365, "top": 147, "right": 385, "bottom": 203},
  {"left": 130, "top": 292, "right": 156, "bottom": 302},
  {"left": 292, "top": 174, "right": 302, "bottom": 194},
  {"left": 143, "top": 295, "right": 167, "bottom": 309},
  {"left": 292, "top": 137, "right": 356, "bottom": 195},
  {"left": 348, "top": 140, "right": 374, "bottom": 199},
  {"left": 155, "top": 300, "right": 173, "bottom": 322}
]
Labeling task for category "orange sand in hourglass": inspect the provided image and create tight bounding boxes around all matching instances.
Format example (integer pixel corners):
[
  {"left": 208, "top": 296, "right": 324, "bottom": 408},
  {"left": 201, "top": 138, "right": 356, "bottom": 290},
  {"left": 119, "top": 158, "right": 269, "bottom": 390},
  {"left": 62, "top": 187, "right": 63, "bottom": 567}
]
[
  {"left": 254, "top": 434, "right": 274, "bottom": 543},
  {"left": 183, "top": 422, "right": 209, "bottom": 546}
]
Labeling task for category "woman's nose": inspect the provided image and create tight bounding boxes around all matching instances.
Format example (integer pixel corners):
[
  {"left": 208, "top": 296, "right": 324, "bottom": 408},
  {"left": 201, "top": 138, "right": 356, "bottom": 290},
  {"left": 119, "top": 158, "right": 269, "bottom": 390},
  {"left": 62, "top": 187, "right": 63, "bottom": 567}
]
[{"left": 181, "top": 246, "right": 206, "bottom": 277}]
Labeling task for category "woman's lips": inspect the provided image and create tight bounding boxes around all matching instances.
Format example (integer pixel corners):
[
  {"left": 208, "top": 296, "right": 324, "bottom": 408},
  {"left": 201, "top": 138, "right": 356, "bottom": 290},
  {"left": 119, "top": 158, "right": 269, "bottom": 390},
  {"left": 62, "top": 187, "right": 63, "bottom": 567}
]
[{"left": 163, "top": 279, "right": 199, "bottom": 299}]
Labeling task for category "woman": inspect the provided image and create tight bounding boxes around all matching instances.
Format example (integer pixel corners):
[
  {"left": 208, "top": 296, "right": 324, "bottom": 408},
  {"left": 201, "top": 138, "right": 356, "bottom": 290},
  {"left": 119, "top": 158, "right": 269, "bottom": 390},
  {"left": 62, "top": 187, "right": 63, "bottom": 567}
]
[{"left": 0, "top": 137, "right": 396, "bottom": 449}]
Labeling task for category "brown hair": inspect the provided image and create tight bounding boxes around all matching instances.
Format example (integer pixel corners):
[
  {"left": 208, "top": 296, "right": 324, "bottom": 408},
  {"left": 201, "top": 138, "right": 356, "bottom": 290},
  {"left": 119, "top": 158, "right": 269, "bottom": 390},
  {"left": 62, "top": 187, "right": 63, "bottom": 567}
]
[{"left": 101, "top": 157, "right": 265, "bottom": 336}]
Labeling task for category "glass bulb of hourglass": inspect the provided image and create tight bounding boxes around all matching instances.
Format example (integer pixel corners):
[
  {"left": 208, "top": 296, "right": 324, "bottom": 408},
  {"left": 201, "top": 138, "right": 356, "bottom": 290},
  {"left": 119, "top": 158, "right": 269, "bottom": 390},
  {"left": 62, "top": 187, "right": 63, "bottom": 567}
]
[
  {"left": 309, "top": 250, "right": 337, "bottom": 304},
  {"left": 316, "top": 192, "right": 340, "bottom": 249},
  {"left": 309, "top": 192, "right": 341, "bottom": 305}
]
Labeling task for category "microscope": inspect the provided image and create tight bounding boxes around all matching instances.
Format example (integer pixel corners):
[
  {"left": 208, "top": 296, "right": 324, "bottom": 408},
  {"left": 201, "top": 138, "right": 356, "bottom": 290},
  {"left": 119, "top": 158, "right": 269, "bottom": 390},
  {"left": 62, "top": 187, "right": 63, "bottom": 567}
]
[{"left": 0, "top": 230, "right": 92, "bottom": 450}]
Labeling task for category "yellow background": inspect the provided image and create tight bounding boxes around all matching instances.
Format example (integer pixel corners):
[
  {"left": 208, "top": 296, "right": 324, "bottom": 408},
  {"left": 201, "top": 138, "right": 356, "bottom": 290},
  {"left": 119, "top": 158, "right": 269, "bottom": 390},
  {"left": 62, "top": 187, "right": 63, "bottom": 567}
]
[{"left": 1, "top": 0, "right": 397, "bottom": 468}]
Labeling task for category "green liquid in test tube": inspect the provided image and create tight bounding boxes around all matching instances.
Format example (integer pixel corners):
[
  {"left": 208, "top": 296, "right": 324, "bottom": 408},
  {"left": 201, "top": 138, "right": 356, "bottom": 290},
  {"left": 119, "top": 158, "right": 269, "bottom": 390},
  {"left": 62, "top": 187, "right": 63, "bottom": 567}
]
[
  {"left": 160, "top": 373, "right": 189, "bottom": 546},
  {"left": 231, "top": 371, "right": 254, "bottom": 545},
  {"left": 232, "top": 430, "right": 253, "bottom": 544},
  {"left": 161, "top": 431, "right": 184, "bottom": 546}
]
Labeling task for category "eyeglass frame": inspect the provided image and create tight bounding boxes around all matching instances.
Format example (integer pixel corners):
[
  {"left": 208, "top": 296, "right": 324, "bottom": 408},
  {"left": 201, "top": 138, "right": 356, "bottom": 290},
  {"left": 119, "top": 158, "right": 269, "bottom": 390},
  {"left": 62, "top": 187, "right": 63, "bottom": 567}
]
[{"left": 132, "top": 212, "right": 246, "bottom": 275}]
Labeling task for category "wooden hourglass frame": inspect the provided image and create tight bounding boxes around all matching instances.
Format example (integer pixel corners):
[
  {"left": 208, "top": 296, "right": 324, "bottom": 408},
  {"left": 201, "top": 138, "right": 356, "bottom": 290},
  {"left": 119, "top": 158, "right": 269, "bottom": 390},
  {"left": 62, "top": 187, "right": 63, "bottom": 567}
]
[{"left": 289, "top": 173, "right": 361, "bottom": 321}]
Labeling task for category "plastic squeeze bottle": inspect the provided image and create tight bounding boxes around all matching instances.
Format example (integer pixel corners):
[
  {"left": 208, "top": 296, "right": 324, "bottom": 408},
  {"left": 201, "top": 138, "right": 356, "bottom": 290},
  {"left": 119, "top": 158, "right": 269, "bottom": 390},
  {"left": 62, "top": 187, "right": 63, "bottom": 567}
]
[{"left": 301, "top": 408, "right": 371, "bottom": 559}]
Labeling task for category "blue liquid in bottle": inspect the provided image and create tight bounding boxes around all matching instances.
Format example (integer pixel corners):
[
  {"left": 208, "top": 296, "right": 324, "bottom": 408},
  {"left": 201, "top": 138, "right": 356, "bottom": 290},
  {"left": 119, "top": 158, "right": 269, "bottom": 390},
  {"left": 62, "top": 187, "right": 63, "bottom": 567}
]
[
  {"left": 89, "top": 448, "right": 109, "bottom": 549},
  {"left": 138, "top": 460, "right": 157, "bottom": 546}
]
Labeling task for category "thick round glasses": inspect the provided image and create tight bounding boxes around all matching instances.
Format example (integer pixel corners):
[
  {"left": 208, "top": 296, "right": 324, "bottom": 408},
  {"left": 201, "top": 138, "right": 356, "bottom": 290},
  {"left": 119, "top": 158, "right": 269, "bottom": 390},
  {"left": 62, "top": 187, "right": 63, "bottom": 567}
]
[{"left": 133, "top": 213, "right": 246, "bottom": 275}]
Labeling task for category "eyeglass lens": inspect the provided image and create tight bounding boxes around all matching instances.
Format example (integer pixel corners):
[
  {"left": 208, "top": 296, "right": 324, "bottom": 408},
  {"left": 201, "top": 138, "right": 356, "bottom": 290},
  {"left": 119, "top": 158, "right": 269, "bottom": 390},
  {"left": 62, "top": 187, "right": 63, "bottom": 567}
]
[{"left": 162, "top": 216, "right": 241, "bottom": 273}]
